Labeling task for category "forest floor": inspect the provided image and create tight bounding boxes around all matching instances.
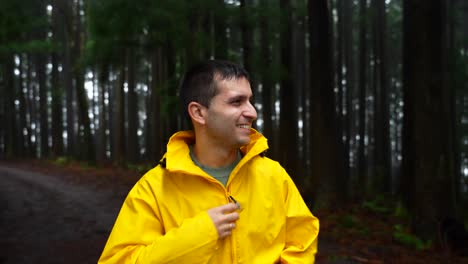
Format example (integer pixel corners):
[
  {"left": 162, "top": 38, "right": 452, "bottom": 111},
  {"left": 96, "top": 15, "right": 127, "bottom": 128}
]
[{"left": 0, "top": 158, "right": 467, "bottom": 264}]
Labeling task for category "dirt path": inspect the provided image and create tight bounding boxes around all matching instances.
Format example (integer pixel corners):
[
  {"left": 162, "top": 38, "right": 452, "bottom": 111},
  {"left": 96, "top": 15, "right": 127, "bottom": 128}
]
[
  {"left": 0, "top": 163, "right": 347, "bottom": 264},
  {"left": 0, "top": 165, "right": 124, "bottom": 264}
]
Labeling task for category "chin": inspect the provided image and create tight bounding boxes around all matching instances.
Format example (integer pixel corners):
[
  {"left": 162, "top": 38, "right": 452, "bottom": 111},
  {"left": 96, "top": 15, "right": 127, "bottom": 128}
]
[{"left": 237, "top": 137, "right": 251, "bottom": 146}]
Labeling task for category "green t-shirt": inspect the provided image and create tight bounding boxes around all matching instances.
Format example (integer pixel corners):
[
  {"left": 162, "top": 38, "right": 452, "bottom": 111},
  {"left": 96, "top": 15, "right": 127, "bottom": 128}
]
[{"left": 189, "top": 145, "right": 242, "bottom": 186}]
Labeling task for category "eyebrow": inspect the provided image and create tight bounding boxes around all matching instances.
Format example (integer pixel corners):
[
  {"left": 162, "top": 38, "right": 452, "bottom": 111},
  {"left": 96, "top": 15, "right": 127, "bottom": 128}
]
[{"left": 227, "top": 94, "right": 253, "bottom": 102}]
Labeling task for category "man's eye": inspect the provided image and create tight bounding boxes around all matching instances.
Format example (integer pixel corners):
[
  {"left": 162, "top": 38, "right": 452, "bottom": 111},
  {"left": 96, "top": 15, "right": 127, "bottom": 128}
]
[{"left": 231, "top": 100, "right": 241, "bottom": 105}]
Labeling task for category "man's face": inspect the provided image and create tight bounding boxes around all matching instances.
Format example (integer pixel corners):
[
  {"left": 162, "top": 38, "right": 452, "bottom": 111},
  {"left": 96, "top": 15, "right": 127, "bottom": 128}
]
[{"left": 203, "top": 76, "right": 257, "bottom": 148}]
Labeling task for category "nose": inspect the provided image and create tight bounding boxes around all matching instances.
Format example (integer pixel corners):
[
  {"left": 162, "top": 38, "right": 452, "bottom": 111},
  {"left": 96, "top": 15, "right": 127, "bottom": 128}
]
[{"left": 243, "top": 101, "right": 257, "bottom": 121}]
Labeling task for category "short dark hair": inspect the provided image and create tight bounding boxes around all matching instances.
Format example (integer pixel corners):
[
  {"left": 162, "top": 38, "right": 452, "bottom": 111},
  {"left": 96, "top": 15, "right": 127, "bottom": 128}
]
[{"left": 179, "top": 60, "right": 250, "bottom": 120}]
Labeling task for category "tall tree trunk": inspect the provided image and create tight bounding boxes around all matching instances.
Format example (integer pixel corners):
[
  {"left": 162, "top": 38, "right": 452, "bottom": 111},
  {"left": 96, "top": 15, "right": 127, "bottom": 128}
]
[
  {"left": 260, "top": 0, "right": 274, "bottom": 145},
  {"left": 336, "top": 0, "right": 344, "bottom": 124},
  {"left": 17, "top": 56, "right": 28, "bottom": 157},
  {"left": 127, "top": 48, "right": 139, "bottom": 163},
  {"left": 156, "top": 48, "right": 170, "bottom": 143},
  {"left": 13, "top": 55, "right": 24, "bottom": 157},
  {"left": 336, "top": 0, "right": 353, "bottom": 197},
  {"left": 51, "top": 49, "right": 64, "bottom": 157},
  {"left": 2, "top": 54, "right": 17, "bottom": 158},
  {"left": 51, "top": 0, "right": 64, "bottom": 157},
  {"left": 31, "top": 0, "right": 49, "bottom": 158},
  {"left": 108, "top": 65, "right": 115, "bottom": 162},
  {"left": 240, "top": 0, "right": 256, "bottom": 95},
  {"left": 97, "top": 64, "right": 109, "bottom": 165},
  {"left": 74, "top": 0, "right": 94, "bottom": 162},
  {"left": 26, "top": 54, "right": 37, "bottom": 156},
  {"left": 357, "top": 0, "right": 369, "bottom": 196},
  {"left": 187, "top": 4, "right": 205, "bottom": 66},
  {"left": 308, "top": 0, "right": 347, "bottom": 206},
  {"left": 56, "top": 0, "right": 76, "bottom": 157},
  {"left": 166, "top": 40, "right": 179, "bottom": 136},
  {"left": 292, "top": 10, "right": 307, "bottom": 162},
  {"left": 402, "top": 0, "right": 456, "bottom": 240},
  {"left": 343, "top": 0, "right": 354, "bottom": 197},
  {"left": 0, "top": 58, "right": 4, "bottom": 158},
  {"left": 35, "top": 54, "right": 48, "bottom": 158},
  {"left": 75, "top": 69, "right": 94, "bottom": 161},
  {"left": 114, "top": 60, "right": 126, "bottom": 166},
  {"left": 214, "top": 0, "right": 228, "bottom": 59},
  {"left": 148, "top": 48, "right": 163, "bottom": 161},
  {"left": 372, "top": 0, "right": 391, "bottom": 193},
  {"left": 447, "top": 0, "right": 461, "bottom": 208},
  {"left": 279, "top": 0, "right": 300, "bottom": 186}
]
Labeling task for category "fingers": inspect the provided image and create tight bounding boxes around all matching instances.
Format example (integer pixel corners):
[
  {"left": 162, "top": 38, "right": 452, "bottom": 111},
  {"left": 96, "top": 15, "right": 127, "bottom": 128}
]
[
  {"left": 208, "top": 203, "right": 240, "bottom": 224},
  {"left": 223, "top": 208, "right": 239, "bottom": 219},
  {"left": 217, "top": 203, "right": 239, "bottom": 214},
  {"left": 207, "top": 203, "right": 240, "bottom": 239},
  {"left": 219, "top": 222, "right": 236, "bottom": 238},
  {"left": 213, "top": 219, "right": 237, "bottom": 239},
  {"left": 222, "top": 222, "right": 235, "bottom": 231}
]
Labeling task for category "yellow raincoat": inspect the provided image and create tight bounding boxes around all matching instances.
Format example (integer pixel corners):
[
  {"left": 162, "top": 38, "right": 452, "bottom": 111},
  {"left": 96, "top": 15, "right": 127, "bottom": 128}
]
[{"left": 98, "top": 129, "right": 319, "bottom": 264}]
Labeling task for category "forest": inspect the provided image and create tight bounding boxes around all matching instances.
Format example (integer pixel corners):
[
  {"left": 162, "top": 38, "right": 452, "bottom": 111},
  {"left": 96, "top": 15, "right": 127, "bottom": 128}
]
[{"left": 1, "top": 0, "right": 468, "bottom": 257}]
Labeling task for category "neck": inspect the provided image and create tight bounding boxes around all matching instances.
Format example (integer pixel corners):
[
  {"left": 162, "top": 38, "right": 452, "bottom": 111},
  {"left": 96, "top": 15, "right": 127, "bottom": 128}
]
[{"left": 192, "top": 140, "right": 238, "bottom": 168}]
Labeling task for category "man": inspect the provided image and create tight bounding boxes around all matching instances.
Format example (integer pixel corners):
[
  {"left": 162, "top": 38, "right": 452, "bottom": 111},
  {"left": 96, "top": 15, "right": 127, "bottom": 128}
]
[{"left": 98, "top": 60, "right": 319, "bottom": 263}]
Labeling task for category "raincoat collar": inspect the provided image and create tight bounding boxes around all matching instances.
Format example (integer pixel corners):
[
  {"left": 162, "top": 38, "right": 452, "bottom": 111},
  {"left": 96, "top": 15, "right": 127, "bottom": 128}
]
[{"left": 164, "top": 128, "right": 268, "bottom": 175}]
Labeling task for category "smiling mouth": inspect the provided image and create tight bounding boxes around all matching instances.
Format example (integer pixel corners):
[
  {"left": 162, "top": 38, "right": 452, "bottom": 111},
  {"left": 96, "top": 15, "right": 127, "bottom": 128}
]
[{"left": 237, "top": 124, "right": 251, "bottom": 129}]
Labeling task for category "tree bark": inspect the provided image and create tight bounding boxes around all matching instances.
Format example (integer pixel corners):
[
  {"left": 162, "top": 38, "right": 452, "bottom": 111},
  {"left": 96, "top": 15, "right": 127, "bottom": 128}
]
[
  {"left": 97, "top": 64, "right": 109, "bottom": 165},
  {"left": 279, "top": 0, "right": 300, "bottom": 186},
  {"left": 51, "top": 49, "right": 64, "bottom": 157},
  {"left": 214, "top": 0, "right": 228, "bottom": 59},
  {"left": 308, "top": 0, "right": 347, "bottom": 206},
  {"left": 26, "top": 54, "right": 37, "bottom": 156},
  {"left": 148, "top": 48, "right": 164, "bottom": 161},
  {"left": 372, "top": 0, "right": 391, "bottom": 193},
  {"left": 35, "top": 54, "right": 48, "bottom": 158},
  {"left": 17, "top": 56, "right": 27, "bottom": 157},
  {"left": 55, "top": 0, "right": 76, "bottom": 157},
  {"left": 2, "top": 54, "right": 17, "bottom": 158},
  {"left": 336, "top": 0, "right": 354, "bottom": 197},
  {"left": 402, "top": 0, "right": 456, "bottom": 240},
  {"left": 260, "top": 0, "right": 274, "bottom": 145},
  {"left": 357, "top": 0, "right": 369, "bottom": 196},
  {"left": 241, "top": 0, "right": 256, "bottom": 94},
  {"left": 127, "top": 47, "right": 139, "bottom": 163},
  {"left": 114, "top": 60, "right": 126, "bottom": 166},
  {"left": 51, "top": 0, "right": 64, "bottom": 157},
  {"left": 166, "top": 40, "right": 179, "bottom": 136},
  {"left": 447, "top": 0, "right": 462, "bottom": 208},
  {"left": 74, "top": 0, "right": 94, "bottom": 162}
]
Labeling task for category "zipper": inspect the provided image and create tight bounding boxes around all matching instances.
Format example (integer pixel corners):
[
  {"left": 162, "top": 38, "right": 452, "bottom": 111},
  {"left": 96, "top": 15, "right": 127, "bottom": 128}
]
[
  {"left": 228, "top": 195, "right": 243, "bottom": 212},
  {"left": 227, "top": 193, "right": 243, "bottom": 263}
]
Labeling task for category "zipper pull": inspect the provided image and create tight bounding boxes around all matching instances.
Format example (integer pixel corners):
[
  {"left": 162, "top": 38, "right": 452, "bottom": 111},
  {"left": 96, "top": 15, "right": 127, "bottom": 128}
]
[{"left": 229, "top": 195, "right": 243, "bottom": 212}]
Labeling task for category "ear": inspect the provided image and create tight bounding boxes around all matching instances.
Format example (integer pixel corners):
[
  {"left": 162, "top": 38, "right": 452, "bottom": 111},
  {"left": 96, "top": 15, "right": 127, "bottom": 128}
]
[{"left": 188, "top": 102, "right": 207, "bottom": 125}]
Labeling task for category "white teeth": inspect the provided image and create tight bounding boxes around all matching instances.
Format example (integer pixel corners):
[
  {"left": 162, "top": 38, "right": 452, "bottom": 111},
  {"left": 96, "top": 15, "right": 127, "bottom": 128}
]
[{"left": 238, "top": 125, "right": 250, "bottom": 129}]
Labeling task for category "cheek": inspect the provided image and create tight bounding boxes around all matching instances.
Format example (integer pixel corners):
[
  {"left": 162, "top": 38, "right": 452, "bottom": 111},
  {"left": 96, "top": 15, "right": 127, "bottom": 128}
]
[{"left": 207, "top": 113, "right": 232, "bottom": 130}]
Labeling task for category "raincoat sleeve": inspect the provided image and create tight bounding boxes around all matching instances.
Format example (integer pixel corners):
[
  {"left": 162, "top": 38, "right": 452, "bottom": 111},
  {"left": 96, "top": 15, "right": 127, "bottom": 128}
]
[
  {"left": 280, "top": 169, "right": 320, "bottom": 264},
  {"left": 98, "top": 175, "right": 219, "bottom": 264}
]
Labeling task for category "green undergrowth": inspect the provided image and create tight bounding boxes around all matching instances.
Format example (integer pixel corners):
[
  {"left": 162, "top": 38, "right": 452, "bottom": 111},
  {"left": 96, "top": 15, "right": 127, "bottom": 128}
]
[
  {"left": 362, "top": 196, "right": 432, "bottom": 250},
  {"left": 51, "top": 156, "right": 155, "bottom": 174},
  {"left": 51, "top": 156, "right": 93, "bottom": 170},
  {"left": 393, "top": 224, "right": 432, "bottom": 250},
  {"left": 127, "top": 163, "right": 154, "bottom": 174},
  {"left": 322, "top": 195, "right": 434, "bottom": 252}
]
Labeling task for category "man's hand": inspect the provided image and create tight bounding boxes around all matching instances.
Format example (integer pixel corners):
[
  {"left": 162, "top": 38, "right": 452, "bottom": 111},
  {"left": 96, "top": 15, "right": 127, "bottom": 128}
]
[{"left": 207, "top": 203, "right": 240, "bottom": 239}]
